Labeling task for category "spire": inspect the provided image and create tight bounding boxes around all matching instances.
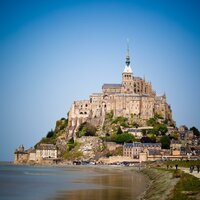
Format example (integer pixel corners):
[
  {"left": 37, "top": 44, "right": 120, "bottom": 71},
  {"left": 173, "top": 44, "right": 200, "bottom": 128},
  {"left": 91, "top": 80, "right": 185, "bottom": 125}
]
[
  {"left": 126, "top": 38, "right": 130, "bottom": 66},
  {"left": 123, "top": 39, "right": 133, "bottom": 74}
]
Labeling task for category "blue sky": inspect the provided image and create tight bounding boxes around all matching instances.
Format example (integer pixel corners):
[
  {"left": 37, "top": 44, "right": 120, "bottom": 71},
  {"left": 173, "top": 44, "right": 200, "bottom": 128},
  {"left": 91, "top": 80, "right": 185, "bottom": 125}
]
[{"left": 1, "top": 0, "right": 200, "bottom": 161}]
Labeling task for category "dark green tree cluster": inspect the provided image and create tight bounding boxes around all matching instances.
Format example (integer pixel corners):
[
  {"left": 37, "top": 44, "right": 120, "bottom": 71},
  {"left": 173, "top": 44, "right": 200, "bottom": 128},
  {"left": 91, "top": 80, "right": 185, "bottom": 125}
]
[
  {"left": 111, "top": 132, "right": 136, "bottom": 143},
  {"left": 160, "top": 135, "right": 170, "bottom": 149},
  {"left": 46, "top": 129, "right": 55, "bottom": 138},
  {"left": 112, "top": 116, "right": 129, "bottom": 127},
  {"left": 190, "top": 127, "right": 200, "bottom": 136}
]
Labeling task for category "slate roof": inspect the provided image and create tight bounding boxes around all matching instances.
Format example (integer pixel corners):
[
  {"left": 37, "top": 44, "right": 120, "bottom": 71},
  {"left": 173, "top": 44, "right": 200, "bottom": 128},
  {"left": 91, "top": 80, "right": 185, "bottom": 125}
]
[
  {"left": 148, "top": 149, "right": 162, "bottom": 155},
  {"left": 102, "top": 84, "right": 122, "bottom": 89},
  {"left": 36, "top": 144, "right": 57, "bottom": 150},
  {"left": 133, "top": 77, "right": 142, "bottom": 80},
  {"left": 124, "top": 142, "right": 161, "bottom": 148}
]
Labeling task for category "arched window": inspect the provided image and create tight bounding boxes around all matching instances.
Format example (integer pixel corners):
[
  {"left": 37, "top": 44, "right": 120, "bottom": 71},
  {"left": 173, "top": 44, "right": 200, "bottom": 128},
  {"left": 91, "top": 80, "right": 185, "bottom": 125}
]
[{"left": 84, "top": 112, "right": 87, "bottom": 114}]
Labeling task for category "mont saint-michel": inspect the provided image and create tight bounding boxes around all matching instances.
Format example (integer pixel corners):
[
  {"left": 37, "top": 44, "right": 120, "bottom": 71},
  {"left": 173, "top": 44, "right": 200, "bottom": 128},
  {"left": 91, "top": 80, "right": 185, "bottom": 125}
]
[
  {"left": 14, "top": 48, "right": 200, "bottom": 166},
  {"left": 11, "top": 47, "right": 200, "bottom": 200}
]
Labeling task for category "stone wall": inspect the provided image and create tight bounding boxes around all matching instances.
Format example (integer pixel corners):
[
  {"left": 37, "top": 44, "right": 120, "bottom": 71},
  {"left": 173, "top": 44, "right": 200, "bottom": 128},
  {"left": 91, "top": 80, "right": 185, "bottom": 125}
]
[
  {"left": 98, "top": 156, "right": 137, "bottom": 164},
  {"left": 105, "top": 142, "right": 123, "bottom": 151}
]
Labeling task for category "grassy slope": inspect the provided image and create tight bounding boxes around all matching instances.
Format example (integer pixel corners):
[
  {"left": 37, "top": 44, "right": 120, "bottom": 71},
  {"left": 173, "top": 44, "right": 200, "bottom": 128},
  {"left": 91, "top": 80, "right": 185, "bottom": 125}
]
[{"left": 140, "top": 167, "right": 200, "bottom": 200}]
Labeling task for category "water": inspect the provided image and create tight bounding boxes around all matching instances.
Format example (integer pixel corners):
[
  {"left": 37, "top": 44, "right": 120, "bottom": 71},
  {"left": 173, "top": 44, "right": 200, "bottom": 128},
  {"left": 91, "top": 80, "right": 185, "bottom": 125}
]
[{"left": 0, "top": 163, "right": 149, "bottom": 200}]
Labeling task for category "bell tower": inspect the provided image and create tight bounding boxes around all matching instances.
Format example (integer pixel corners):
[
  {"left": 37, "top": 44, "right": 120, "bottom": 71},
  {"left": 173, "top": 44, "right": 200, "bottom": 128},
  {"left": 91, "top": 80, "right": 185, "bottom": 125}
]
[{"left": 122, "top": 41, "right": 133, "bottom": 93}]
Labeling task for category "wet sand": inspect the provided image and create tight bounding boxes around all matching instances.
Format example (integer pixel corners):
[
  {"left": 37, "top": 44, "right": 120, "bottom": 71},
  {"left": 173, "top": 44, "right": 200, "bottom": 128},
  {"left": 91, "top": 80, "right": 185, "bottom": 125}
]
[
  {"left": 0, "top": 163, "right": 149, "bottom": 200},
  {"left": 50, "top": 166, "right": 149, "bottom": 200}
]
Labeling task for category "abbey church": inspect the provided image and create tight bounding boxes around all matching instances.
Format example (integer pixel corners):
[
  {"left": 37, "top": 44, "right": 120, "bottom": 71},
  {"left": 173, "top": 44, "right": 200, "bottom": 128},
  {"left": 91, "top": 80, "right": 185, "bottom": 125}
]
[{"left": 68, "top": 48, "right": 173, "bottom": 138}]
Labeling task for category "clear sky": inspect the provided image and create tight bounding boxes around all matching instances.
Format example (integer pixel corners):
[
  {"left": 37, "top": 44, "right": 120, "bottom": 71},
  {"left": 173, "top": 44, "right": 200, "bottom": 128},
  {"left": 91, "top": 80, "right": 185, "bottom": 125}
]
[{"left": 1, "top": 0, "right": 200, "bottom": 161}]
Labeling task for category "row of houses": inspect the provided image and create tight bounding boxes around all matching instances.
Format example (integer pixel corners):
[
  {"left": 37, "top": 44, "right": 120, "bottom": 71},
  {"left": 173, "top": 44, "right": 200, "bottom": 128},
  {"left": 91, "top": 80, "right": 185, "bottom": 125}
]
[
  {"left": 123, "top": 141, "right": 200, "bottom": 162},
  {"left": 14, "top": 144, "right": 58, "bottom": 164}
]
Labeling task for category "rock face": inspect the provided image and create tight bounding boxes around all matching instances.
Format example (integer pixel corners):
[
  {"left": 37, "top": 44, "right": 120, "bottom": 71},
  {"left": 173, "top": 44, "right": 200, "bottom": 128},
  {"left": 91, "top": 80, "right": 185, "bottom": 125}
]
[
  {"left": 76, "top": 136, "right": 104, "bottom": 160},
  {"left": 67, "top": 51, "right": 173, "bottom": 139}
]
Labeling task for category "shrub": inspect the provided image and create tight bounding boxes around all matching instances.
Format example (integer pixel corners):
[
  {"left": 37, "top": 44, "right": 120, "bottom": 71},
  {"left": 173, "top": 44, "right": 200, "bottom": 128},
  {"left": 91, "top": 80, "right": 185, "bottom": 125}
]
[
  {"left": 112, "top": 116, "right": 128, "bottom": 126},
  {"left": 105, "top": 110, "right": 114, "bottom": 120},
  {"left": 116, "top": 126, "right": 123, "bottom": 135},
  {"left": 46, "top": 130, "right": 55, "bottom": 138},
  {"left": 140, "top": 136, "right": 156, "bottom": 143},
  {"left": 160, "top": 135, "right": 170, "bottom": 149},
  {"left": 111, "top": 133, "right": 135, "bottom": 143},
  {"left": 76, "top": 122, "right": 97, "bottom": 137},
  {"left": 147, "top": 117, "right": 157, "bottom": 126}
]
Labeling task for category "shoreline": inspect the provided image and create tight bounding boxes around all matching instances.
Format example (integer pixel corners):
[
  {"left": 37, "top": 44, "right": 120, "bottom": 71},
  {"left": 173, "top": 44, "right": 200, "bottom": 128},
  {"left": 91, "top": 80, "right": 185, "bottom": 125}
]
[
  {"left": 138, "top": 168, "right": 179, "bottom": 200},
  {"left": 1, "top": 162, "right": 149, "bottom": 200},
  {"left": 1, "top": 161, "right": 172, "bottom": 199},
  {"left": 6, "top": 161, "right": 200, "bottom": 199}
]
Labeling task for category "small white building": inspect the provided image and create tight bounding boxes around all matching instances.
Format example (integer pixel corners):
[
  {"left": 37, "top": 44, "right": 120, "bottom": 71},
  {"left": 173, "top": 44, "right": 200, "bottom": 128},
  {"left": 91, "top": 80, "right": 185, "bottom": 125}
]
[{"left": 36, "top": 144, "right": 57, "bottom": 159}]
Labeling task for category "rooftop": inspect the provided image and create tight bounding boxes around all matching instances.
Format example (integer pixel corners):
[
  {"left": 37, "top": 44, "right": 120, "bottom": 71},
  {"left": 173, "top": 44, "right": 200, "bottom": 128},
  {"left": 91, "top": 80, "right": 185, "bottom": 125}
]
[
  {"left": 102, "top": 84, "right": 122, "bottom": 89},
  {"left": 36, "top": 144, "right": 57, "bottom": 150},
  {"left": 124, "top": 142, "right": 162, "bottom": 148}
]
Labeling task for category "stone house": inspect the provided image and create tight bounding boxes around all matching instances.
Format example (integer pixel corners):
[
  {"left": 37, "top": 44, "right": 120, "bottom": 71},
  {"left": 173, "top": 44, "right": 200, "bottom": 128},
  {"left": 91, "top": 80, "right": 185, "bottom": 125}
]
[
  {"left": 123, "top": 142, "right": 162, "bottom": 161},
  {"left": 35, "top": 144, "right": 57, "bottom": 159},
  {"left": 178, "top": 125, "right": 194, "bottom": 145}
]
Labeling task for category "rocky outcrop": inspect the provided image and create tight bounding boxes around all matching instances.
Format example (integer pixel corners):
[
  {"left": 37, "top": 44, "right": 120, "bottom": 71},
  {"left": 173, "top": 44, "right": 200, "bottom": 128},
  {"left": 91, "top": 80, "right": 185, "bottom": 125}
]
[{"left": 76, "top": 136, "right": 104, "bottom": 160}]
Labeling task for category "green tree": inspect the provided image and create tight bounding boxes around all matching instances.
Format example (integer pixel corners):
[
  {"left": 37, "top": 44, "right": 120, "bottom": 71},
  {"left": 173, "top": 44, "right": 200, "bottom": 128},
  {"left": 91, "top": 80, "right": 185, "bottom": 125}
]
[
  {"left": 76, "top": 122, "right": 97, "bottom": 137},
  {"left": 112, "top": 116, "right": 128, "bottom": 127},
  {"left": 116, "top": 126, "right": 123, "bottom": 135},
  {"left": 105, "top": 110, "right": 114, "bottom": 121},
  {"left": 155, "top": 113, "right": 164, "bottom": 119},
  {"left": 147, "top": 117, "right": 157, "bottom": 126},
  {"left": 46, "top": 129, "right": 54, "bottom": 138},
  {"left": 111, "top": 133, "right": 135, "bottom": 143},
  {"left": 160, "top": 135, "right": 170, "bottom": 149},
  {"left": 155, "top": 124, "right": 168, "bottom": 135},
  {"left": 190, "top": 127, "right": 200, "bottom": 136}
]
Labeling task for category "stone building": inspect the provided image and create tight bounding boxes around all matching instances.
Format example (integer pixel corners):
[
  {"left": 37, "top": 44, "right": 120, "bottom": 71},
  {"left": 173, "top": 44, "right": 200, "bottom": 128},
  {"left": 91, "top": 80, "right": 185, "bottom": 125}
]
[
  {"left": 68, "top": 48, "right": 173, "bottom": 138},
  {"left": 123, "top": 142, "right": 162, "bottom": 162},
  {"left": 178, "top": 125, "right": 194, "bottom": 145},
  {"left": 35, "top": 144, "right": 58, "bottom": 159},
  {"left": 170, "top": 139, "right": 186, "bottom": 156},
  {"left": 14, "top": 145, "right": 29, "bottom": 164},
  {"left": 14, "top": 144, "right": 58, "bottom": 164}
]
